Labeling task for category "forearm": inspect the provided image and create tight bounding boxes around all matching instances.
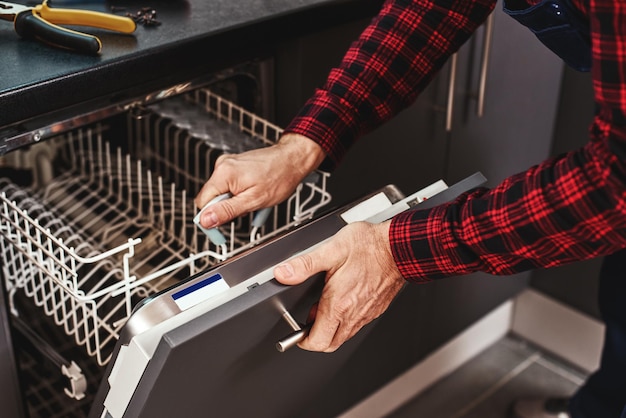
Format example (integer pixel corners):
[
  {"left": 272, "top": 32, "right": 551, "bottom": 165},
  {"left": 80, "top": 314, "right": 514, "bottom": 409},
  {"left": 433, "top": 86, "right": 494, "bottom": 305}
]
[
  {"left": 276, "top": 133, "right": 327, "bottom": 177},
  {"left": 390, "top": 126, "right": 626, "bottom": 282},
  {"left": 285, "top": 0, "right": 496, "bottom": 169},
  {"left": 388, "top": 0, "right": 626, "bottom": 282}
]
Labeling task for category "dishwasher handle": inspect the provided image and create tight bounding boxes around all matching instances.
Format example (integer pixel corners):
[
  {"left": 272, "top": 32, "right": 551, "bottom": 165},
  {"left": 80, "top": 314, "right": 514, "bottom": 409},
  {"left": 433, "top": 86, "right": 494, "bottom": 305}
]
[
  {"left": 276, "top": 309, "right": 312, "bottom": 352},
  {"left": 476, "top": 11, "right": 494, "bottom": 118},
  {"left": 276, "top": 323, "right": 313, "bottom": 352},
  {"left": 445, "top": 53, "right": 458, "bottom": 132}
]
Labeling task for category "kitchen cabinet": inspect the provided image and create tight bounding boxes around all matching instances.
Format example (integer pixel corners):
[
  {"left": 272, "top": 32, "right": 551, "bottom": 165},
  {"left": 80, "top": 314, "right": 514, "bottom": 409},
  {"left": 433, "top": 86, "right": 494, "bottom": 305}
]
[
  {"left": 417, "top": 0, "right": 565, "bottom": 384},
  {"left": 273, "top": 2, "right": 565, "bottom": 414},
  {"left": 444, "top": 6, "right": 563, "bottom": 187}
]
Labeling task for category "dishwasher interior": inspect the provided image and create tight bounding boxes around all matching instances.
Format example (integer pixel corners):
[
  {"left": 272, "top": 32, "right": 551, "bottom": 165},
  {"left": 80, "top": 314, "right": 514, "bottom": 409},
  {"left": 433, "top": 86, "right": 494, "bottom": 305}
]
[{"left": 0, "top": 67, "right": 333, "bottom": 417}]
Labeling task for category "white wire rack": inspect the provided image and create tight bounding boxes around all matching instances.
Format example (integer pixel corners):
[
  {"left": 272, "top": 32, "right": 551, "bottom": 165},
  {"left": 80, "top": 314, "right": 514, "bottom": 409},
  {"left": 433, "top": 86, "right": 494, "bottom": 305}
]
[{"left": 0, "top": 90, "right": 331, "bottom": 365}]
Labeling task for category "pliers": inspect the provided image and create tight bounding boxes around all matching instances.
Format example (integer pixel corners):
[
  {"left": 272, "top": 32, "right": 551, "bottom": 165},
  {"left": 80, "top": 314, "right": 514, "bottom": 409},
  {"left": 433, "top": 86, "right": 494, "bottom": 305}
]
[{"left": 0, "top": 0, "right": 136, "bottom": 54}]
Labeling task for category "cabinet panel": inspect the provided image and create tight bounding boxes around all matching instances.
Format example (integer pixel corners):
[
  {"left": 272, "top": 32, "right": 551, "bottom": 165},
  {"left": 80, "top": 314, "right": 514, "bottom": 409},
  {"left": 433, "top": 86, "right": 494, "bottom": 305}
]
[
  {"left": 446, "top": 5, "right": 564, "bottom": 187},
  {"left": 328, "top": 80, "right": 450, "bottom": 205},
  {"left": 274, "top": 18, "right": 449, "bottom": 206},
  {"left": 0, "top": 280, "right": 25, "bottom": 418},
  {"left": 434, "top": 3, "right": 566, "bottom": 338}
]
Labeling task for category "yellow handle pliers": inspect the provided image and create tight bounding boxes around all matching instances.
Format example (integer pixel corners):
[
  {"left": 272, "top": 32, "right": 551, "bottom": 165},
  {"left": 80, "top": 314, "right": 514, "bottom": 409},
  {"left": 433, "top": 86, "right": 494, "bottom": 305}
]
[{"left": 0, "top": 0, "right": 136, "bottom": 54}]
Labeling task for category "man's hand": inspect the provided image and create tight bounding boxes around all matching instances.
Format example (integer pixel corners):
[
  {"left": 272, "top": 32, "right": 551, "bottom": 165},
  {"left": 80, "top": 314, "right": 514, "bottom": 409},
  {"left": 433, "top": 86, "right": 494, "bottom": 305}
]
[
  {"left": 194, "top": 133, "right": 325, "bottom": 228},
  {"left": 274, "top": 220, "right": 405, "bottom": 352}
]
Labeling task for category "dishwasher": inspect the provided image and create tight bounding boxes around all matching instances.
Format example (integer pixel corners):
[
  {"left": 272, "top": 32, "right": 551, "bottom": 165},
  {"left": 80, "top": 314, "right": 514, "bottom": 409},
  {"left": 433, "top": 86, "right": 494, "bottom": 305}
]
[{"left": 0, "top": 61, "right": 486, "bottom": 418}]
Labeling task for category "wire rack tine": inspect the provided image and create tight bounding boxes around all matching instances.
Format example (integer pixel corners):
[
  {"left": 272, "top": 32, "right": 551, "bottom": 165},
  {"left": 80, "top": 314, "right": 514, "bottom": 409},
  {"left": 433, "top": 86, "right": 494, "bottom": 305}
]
[{"left": 0, "top": 89, "right": 332, "bottom": 365}]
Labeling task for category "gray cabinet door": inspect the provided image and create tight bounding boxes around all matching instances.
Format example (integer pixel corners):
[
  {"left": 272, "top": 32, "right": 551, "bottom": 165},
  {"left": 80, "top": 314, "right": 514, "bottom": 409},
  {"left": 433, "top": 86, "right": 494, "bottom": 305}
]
[
  {"left": 424, "top": 3, "right": 566, "bottom": 366},
  {"left": 274, "top": 18, "right": 450, "bottom": 206},
  {"left": 443, "top": 3, "right": 565, "bottom": 291},
  {"left": 446, "top": 5, "right": 564, "bottom": 187}
]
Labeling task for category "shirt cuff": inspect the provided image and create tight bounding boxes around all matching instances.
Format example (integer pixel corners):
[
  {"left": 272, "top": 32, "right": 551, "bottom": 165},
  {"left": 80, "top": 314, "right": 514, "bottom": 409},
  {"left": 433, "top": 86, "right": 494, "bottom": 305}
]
[
  {"left": 284, "top": 89, "right": 360, "bottom": 171},
  {"left": 389, "top": 201, "right": 481, "bottom": 283}
]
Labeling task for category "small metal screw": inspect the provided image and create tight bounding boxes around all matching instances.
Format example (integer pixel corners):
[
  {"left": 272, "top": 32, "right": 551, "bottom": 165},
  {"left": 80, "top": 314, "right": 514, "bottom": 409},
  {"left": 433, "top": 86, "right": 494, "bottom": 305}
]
[{"left": 123, "top": 7, "right": 161, "bottom": 27}]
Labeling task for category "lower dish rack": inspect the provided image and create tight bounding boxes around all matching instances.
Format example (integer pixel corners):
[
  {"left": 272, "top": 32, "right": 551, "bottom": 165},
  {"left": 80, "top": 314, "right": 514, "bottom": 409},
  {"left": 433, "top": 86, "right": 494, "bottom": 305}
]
[{"left": 0, "top": 88, "right": 331, "bottom": 377}]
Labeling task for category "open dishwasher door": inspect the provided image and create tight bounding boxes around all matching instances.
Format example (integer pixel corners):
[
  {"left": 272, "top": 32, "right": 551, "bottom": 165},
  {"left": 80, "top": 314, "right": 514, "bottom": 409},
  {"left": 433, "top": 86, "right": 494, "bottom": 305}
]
[{"left": 91, "top": 173, "right": 486, "bottom": 418}]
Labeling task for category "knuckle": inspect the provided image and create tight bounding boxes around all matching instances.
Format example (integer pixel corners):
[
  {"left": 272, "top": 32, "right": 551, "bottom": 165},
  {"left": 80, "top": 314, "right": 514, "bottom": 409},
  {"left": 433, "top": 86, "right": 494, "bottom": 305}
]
[
  {"left": 246, "top": 195, "right": 266, "bottom": 212},
  {"left": 334, "top": 298, "right": 354, "bottom": 317},
  {"left": 300, "top": 337, "right": 326, "bottom": 352},
  {"left": 219, "top": 200, "right": 238, "bottom": 220},
  {"left": 298, "top": 253, "right": 316, "bottom": 273},
  {"left": 308, "top": 341, "right": 329, "bottom": 352},
  {"left": 214, "top": 153, "right": 232, "bottom": 168}
]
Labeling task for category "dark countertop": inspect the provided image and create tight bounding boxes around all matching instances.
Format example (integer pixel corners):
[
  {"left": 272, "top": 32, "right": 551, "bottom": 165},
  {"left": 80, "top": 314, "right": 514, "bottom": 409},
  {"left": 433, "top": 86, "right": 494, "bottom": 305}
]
[{"left": 0, "top": 0, "right": 382, "bottom": 147}]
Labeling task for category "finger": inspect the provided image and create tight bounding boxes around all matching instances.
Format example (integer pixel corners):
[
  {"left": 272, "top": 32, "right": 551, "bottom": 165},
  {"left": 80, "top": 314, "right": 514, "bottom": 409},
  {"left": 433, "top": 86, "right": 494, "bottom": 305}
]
[
  {"left": 198, "top": 193, "right": 260, "bottom": 228},
  {"left": 328, "top": 317, "right": 360, "bottom": 352},
  {"left": 194, "top": 180, "right": 224, "bottom": 210},
  {"left": 296, "top": 271, "right": 346, "bottom": 352},
  {"left": 306, "top": 303, "right": 318, "bottom": 323},
  {"left": 303, "top": 300, "right": 363, "bottom": 352},
  {"left": 274, "top": 240, "right": 344, "bottom": 351},
  {"left": 298, "top": 302, "right": 340, "bottom": 352},
  {"left": 274, "top": 248, "right": 335, "bottom": 286}
]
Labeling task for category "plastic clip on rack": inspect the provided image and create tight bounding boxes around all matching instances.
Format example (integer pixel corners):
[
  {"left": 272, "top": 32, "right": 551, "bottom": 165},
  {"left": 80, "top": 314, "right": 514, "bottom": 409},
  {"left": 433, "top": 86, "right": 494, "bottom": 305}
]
[
  {"left": 194, "top": 193, "right": 232, "bottom": 249},
  {"left": 194, "top": 193, "right": 276, "bottom": 247}
]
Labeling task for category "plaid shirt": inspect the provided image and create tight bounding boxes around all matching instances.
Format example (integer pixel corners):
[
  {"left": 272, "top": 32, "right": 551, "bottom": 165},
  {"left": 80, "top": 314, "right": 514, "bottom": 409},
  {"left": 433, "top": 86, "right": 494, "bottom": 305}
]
[{"left": 284, "top": 0, "right": 626, "bottom": 282}]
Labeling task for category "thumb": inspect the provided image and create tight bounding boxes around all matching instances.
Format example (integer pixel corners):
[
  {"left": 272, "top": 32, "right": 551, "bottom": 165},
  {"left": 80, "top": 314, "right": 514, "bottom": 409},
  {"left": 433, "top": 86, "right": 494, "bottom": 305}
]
[{"left": 274, "top": 251, "right": 327, "bottom": 286}]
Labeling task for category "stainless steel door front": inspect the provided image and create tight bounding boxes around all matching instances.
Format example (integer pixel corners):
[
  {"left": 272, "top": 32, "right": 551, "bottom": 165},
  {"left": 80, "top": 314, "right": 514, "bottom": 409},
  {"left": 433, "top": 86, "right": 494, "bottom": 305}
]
[{"left": 91, "top": 173, "right": 486, "bottom": 418}]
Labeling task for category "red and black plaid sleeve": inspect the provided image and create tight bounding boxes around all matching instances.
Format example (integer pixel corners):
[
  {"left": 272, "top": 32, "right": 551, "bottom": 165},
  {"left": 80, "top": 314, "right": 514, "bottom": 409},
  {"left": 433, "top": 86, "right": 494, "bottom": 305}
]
[
  {"left": 391, "top": 0, "right": 626, "bottom": 282},
  {"left": 286, "top": 0, "right": 626, "bottom": 283},
  {"left": 284, "top": 0, "right": 496, "bottom": 169}
]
